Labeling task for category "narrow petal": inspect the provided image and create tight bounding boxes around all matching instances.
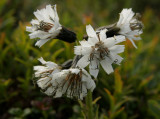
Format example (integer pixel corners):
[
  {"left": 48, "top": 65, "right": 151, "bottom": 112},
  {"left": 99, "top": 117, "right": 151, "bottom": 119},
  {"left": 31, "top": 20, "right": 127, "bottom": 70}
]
[
  {"left": 100, "top": 58, "right": 114, "bottom": 74},
  {"left": 109, "top": 45, "right": 125, "bottom": 54},
  {"left": 80, "top": 40, "right": 91, "bottom": 47},
  {"left": 86, "top": 25, "right": 98, "bottom": 40},
  {"left": 45, "top": 87, "right": 55, "bottom": 96},
  {"left": 54, "top": 89, "right": 63, "bottom": 98},
  {"left": 88, "top": 37, "right": 98, "bottom": 46},
  {"left": 37, "top": 77, "right": 51, "bottom": 89},
  {"left": 35, "top": 39, "right": 50, "bottom": 47},
  {"left": 38, "top": 57, "right": 47, "bottom": 64},
  {"left": 89, "top": 59, "right": 99, "bottom": 78},
  {"left": 26, "top": 26, "right": 33, "bottom": 32},
  {"left": 99, "top": 29, "right": 107, "bottom": 41},
  {"left": 29, "top": 31, "right": 51, "bottom": 39},
  {"left": 109, "top": 53, "right": 123, "bottom": 65},
  {"left": 114, "top": 35, "right": 126, "bottom": 44},
  {"left": 34, "top": 10, "right": 44, "bottom": 21},
  {"left": 129, "top": 39, "right": 137, "bottom": 48},
  {"left": 103, "top": 37, "right": 115, "bottom": 48},
  {"left": 76, "top": 55, "right": 90, "bottom": 68},
  {"left": 74, "top": 46, "right": 92, "bottom": 55}
]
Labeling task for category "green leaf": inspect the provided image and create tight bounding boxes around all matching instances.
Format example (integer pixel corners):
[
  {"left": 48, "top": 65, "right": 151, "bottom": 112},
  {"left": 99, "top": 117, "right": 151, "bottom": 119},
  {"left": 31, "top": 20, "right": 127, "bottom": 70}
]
[
  {"left": 92, "top": 96, "right": 101, "bottom": 105},
  {"left": 114, "top": 69, "right": 123, "bottom": 94},
  {"left": 148, "top": 100, "right": 160, "bottom": 119},
  {"left": 104, "top": 88, "right": 115, "bottom": 110},
  {"left": 137, "top": 75, "right": 153, "bottom": 91}
]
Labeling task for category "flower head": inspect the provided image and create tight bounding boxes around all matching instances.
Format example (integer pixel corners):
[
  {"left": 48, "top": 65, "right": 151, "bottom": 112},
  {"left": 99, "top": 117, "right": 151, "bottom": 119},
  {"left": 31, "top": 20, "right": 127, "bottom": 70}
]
[
  {"left": 26, "top": 5, "right": 62, "bottom": 47},
  {"left": 74, "top": 25, "right": 125, "bottom": 78},
  {"left": 36, "top": 67, "right": 95, "bottom": 100},
  {"left": 116, "top": 8, "right": 143, "bottom": 48},
  {"left": 34, "top": 57, "right": 61, "bottom": 90}
]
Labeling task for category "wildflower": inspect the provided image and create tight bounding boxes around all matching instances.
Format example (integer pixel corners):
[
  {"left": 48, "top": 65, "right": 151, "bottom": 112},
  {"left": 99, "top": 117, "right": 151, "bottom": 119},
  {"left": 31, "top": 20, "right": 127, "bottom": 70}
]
[
  {"left": 34, "top": 57, "right": 61, "bottom": 90},
  {"left": 74, "top": 25, "right": 125, "bottom": 78},
  {"left": 96, "top": 9, "right": 143, "bottom": 48},
  {"left": 36, "top": 67, "right": 95, "bottom": 100},
  {"left": 26, "top": 5, "right": 76, "bottom": 47},
  {"left": 116, "top": 8, "right": 143, "bottom": 48}
]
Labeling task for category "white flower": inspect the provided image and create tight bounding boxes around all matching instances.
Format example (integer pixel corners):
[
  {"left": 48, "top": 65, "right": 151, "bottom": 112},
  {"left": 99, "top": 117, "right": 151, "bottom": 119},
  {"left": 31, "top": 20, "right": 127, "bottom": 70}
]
[
  {"left": 34, "top": 57, "right": 61, "bottom": 89},
  {"left": 116, "top": 8, "right": 143, "bottom": 48},
  {"left": 36, "top": 67, "right": 95, "bottom": 100},
  {"left": 74, "top": 25, "right": 125, "bottom": 78},
  {"left": 26, "top": 5, "right": 62, "bottom": 47}
]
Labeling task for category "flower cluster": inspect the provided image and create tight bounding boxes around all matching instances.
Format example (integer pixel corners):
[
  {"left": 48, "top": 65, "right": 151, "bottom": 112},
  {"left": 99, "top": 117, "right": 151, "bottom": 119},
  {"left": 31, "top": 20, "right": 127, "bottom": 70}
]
[
  {"left": 27, "top": 5, "right": 143, "bottom": 100},
  {"left": 34, "top": 58, "right": 95, "bottom": 100}
]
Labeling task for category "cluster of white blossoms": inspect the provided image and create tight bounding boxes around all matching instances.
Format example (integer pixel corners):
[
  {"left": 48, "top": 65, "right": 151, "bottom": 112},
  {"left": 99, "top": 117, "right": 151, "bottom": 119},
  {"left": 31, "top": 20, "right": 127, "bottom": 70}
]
[
  {"left": 34, "top": 57, "right": 95, "bottom": 100},
  {"left": 27, "top": 4, "right": 143, "bottom": 100}
]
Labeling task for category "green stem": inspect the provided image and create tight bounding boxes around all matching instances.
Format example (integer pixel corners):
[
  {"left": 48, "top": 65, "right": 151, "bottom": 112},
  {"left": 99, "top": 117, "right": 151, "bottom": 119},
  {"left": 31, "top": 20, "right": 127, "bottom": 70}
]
[{"left": 86, "top": 90, "right": 93, "bottom": 119}]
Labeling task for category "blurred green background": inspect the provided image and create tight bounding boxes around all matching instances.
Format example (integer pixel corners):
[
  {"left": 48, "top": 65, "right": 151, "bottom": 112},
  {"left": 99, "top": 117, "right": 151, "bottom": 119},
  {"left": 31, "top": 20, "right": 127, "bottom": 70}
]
[{"left": 0, "top": 0, "right": 160, "bottom": 119}]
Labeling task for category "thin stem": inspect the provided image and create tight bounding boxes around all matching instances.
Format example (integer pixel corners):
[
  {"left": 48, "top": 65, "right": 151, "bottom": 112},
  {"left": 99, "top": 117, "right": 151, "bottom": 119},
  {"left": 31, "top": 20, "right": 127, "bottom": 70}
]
[{"left": 86, "top": 90, "right": 93, "bottom": 119}]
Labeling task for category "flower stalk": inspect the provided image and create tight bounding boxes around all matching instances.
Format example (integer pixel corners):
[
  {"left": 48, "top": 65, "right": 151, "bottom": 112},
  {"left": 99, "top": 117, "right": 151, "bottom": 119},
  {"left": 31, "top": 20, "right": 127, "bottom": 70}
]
[{"left": 86, "top": 90, "right": 93, "bottom": 119}]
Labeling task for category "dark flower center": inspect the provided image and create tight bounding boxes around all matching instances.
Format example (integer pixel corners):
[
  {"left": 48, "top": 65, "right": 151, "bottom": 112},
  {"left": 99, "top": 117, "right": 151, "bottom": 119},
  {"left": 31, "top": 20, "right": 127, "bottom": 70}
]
[{"left": 37, "top": 21, "right": 54, "bottom": 32}]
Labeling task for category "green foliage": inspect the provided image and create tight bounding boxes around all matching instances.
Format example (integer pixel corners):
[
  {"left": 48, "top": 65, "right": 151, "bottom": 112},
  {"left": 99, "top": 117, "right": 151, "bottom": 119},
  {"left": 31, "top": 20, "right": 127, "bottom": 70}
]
[{"left": 0, "top": 0, "right": 160, "bottom": 119}]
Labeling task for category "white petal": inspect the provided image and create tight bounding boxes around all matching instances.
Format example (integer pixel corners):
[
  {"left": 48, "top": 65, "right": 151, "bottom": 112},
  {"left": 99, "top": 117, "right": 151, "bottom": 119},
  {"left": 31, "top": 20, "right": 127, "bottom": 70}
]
[
  {"left": 80, "top": 40, "right": 92, "bottom": 47},
  {"left": 74, "top": 46, "right": 92, "bottom": 55},
  {"left": 109, "top": 45, "right": 125, "bottom": 54},
  {"left": 88, "top": 37, "right": 98, "bottom": 46},
  {"left": 109, "top": 53, "right": 123, "bottom": 65},
  {"left": 37, "top": 77, "right": 51, "bottom": 89},
  {"left": 103, "top": 37, "right": 115, "bottom": 48},
  {"left": 51, "top": 69, "right": 61, "bottom": 75},
  {"left": 49, "top": 27, "right": 61, "bottom": 35},
  {"left": 81, "top": 84, "right": 87, "bottom": 97},
  {"left": 34, "top": 65, "right": 44, "bottom": 71},
  {"left": 117, "top": 8, "right": 134, "bottom": 26},
  {"left": 38, "top": 57, "right": 47, "bottom": 64},
  {"left": 38, "top": 57, "right": 58, "bottom": 68},
  {"left": 29, "top": 31, "right": 51, "bottom": 39},
  {"left": 99, "top": 29, "right": 107, "bottom": 41},
  {"left": 45, "top": 86, "right": 54, "bottom": 96},
  {"left": 31, "top": 19, "right": 39, "bottom": 25},
  {"left": 114, "top": 35, "right": 126, "bottom": 44},
  {"left": 100, "top": 57, "right": 114, "bottom": 74},
  {"left": 35, "top": 39, "right": 50, "bottom": 47},
  {"left": 46, "top": 5, "right": 55, "bottom": 19},
  {"left": 129, "top": 39, "right": 137, "bottom": 48},
  {"left": 26, "top": 26, "right": 33, "bottom": 32},
  {"left": 34, "top": 10, "right": 44, "bottom": 21},
  {"left": 84, "top": 77, "right": 96, "bottom": 91},
  {"left": 76, "top": 55, "right": 90, "bottom": 68},
  {"left": 89, "top": 59, "right": 99, "bottom": 78},
  {"left": 70, "top": 68, "right": 80, "bottom": 74},
  {"left": 82, "top": 69, "right": 92, "bottom": 78},
  {"left": 54, "top": 89, "right": 63, "bottom": 98},
  {"left": 114, "top": 55, "right": 123, "bottom": 65},
  {"left": 86, "top": 25, "right": 98, "bottom": 39}
]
